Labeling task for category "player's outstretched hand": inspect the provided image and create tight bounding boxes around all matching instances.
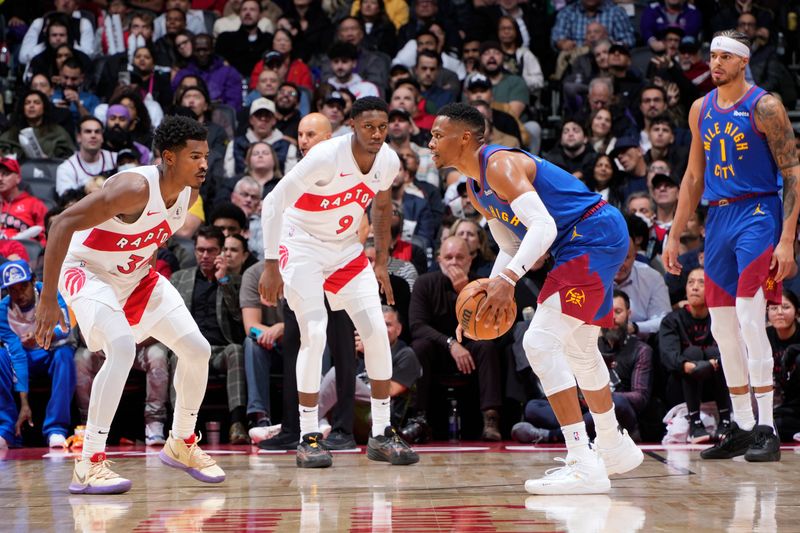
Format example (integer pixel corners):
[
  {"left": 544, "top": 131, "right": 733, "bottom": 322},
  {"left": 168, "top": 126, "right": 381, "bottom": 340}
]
[
  {"left": 662, "top": 234, "right": 682, "bottom": 275},
  {"left": 34, "top": 295, "right": 65, "bottom": 350},
  {"left": 259, "top": 260, "right": 284, "bottom": 306},
  {"left": 771, "top": 240, "right": 795, "bottom": 281},
  {"left": 475, "top": 276, "right": 514, "bottom": 334},
  {"left": 373, "top": 263, "right": 395, "bottom": 305}
]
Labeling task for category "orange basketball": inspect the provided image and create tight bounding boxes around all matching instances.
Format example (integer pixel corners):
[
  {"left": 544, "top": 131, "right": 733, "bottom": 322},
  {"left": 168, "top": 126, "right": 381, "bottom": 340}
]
[{"left": 455, "top": 279, "right": 517, "bottom": 340}]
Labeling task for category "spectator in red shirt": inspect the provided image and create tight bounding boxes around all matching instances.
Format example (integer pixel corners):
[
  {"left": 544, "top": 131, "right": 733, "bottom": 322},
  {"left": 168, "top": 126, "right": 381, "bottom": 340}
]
[{"left": 0, "top": 158, "right": 49, "bottom": 246}]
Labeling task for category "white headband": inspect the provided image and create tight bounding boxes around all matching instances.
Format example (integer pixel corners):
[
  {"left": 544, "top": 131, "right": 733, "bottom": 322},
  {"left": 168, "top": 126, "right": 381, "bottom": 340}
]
[{"left": 710, "top": 36, "right": 750, "bottom": 58}]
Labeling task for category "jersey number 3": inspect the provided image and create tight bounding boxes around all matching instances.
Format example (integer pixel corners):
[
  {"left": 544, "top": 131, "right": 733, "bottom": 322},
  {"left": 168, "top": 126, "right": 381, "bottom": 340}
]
[{"left": 118, "top": 254, "right": 148, "bottom": 274}]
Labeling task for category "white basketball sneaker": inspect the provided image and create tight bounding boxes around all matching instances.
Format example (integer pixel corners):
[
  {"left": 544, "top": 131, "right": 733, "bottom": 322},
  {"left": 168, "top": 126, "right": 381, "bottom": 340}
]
[
  {"left": 524, "top": 450, "right": 611, "bottom": 495},
  {"left": 596, "top": 429, "right": 644, "bottom": 475}
]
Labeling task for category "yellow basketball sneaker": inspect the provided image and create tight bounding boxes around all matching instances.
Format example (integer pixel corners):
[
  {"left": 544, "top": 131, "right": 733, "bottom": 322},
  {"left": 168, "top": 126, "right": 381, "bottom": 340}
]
[
  {"left": 68, "top": 452, "right": 132, "bottom": 494},
  {"left": 159, "top": 432, "right": 226, "bottom": 483}
]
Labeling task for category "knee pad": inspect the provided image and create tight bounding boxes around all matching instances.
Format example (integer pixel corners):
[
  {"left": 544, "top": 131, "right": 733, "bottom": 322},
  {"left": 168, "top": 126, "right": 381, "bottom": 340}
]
[
  {"left": 171, "top": 331, "right": 211, "bottom": 364},
  {"left": 522, "top": 326, "right": 575, "bottom": 396},
  {"left": 563, "top": 325, "right": 609, "bottom": 392},
  {"left": 352, "top": 306, "right": 392, "bottom": 382},
  {"left": 709, "top": 307, "right": 750, "bottom": 388}
]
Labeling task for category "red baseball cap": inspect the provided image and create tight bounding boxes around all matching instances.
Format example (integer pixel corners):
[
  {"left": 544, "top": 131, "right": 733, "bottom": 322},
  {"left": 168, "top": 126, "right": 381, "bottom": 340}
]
[{"left": 0, "top": 157, "right": 20, "bottom": 175}]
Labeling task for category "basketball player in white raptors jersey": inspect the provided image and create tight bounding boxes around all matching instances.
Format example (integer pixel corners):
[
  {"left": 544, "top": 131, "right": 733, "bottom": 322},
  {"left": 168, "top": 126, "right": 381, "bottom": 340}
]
[
  {"left": 34, "top": 116, "right": 225, "bottom": 494},
  {"left": 260, "top": 97, "right": 418, "bottom": 467}
]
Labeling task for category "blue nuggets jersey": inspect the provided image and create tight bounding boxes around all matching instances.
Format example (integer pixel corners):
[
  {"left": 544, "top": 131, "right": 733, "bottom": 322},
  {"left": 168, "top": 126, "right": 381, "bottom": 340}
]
[
  {"left": 469, "top": 145, "right": 603, "bottom": 253},
  {"left": 699, "top": 85, "right": 779, "bottom": 202}
]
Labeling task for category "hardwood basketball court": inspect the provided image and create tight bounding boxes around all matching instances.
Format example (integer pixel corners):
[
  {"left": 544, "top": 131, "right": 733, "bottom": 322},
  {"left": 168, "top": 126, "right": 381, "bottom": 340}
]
[{"left": 2, "top": 442, "right": 800, "bottom": 531}]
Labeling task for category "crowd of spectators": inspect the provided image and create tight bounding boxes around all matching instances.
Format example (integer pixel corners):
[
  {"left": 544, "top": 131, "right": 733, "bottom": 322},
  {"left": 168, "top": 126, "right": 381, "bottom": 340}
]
[{"left": 0, "top": 0, "right": 799, "bottom": 448}]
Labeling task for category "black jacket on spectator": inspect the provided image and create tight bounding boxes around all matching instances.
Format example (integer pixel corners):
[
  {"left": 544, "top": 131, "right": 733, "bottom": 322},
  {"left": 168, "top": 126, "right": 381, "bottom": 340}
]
[
  {"left": 215, "top": 28, "right": 274, "bottom": 78},
  {"left": 658, "top": 306, "right": 715, "bottom": 375},
  {"left": 598, "top": 332, "right": 653, "bottom": 414},
  {"left": 545, "top": 145, "right": 597, "bottom": 178}
]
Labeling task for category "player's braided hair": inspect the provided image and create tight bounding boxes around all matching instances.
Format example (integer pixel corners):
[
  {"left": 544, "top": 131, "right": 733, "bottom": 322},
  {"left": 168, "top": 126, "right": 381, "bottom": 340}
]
[
  {"left": 437, "top": 102, "right": 486, "bottom": 142},
  {"left": 153, "top": 115, "right": 208, "bottom": 153},
  {"left": 350, "top": 96, "right": 389, "bottom": 119}
]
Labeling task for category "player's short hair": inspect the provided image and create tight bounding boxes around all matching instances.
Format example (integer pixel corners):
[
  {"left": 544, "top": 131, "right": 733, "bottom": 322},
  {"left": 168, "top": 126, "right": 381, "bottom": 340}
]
[
  {"left": 437, "top": 102, "right": 485, "bottom": 139},
  {"left": 712, "top": 29, "right": 751, "bottom": 49},
  {"left": 612, "top": 289, "right": 630, "bottom": 309},
  {"left": 210, "top": 202, "right": 248, "bottom": 230},
  {"left": 351, "top": 96, "right": 389, "bottom": 119},
  {"left": 195, "top": 225, "right": 225, "bottom": 248},
  {"left": 153, "top": 115, "right": 207, "bottom": 154}
]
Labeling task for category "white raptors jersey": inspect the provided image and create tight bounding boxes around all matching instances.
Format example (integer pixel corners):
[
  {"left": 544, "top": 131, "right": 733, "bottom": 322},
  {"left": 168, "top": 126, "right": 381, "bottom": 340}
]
[
  {"left": 283, "top": 135, "right": 399, "bottom": 243},
  {"left": 64, "top": 165, "right": 191, "bottom": 287}
]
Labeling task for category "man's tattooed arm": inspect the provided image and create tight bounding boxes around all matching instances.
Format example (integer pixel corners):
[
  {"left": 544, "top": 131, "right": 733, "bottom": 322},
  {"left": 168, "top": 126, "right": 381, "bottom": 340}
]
[{"left": 756, "top": 94, "right": 800, "bottom": 226}]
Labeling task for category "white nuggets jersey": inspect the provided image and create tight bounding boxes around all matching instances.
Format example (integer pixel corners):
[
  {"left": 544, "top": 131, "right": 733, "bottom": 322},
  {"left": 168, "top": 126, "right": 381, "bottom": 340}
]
[
  {"left": 64, "top": 165, "right": 191, "bottom": 291},
  {"left": 284, "top": 134, "right": 399, "bottom": 243}
]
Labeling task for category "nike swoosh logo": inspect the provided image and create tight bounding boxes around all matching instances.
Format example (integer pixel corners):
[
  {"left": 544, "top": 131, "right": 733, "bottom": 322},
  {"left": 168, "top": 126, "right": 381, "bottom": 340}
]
[
  {"left": 146, "top": 210, "right": 160, "bottom": 216},
  {"left": 339, "top": 172, "right": 353, "bottom": 177},
  {"left": 302, "top": 409, "right": 315, "bottom": 413},
  {"left": 98, "top": 430, "right": 108, "bottom": 434}
]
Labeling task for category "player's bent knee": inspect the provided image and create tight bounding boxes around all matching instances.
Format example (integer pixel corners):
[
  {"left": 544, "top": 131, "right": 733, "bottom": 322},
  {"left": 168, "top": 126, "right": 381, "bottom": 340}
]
[
  {"left": 353, "top": 307, "right": 392, "bottom": 381},
  {"left": 523, "top": 328, "right": 575, "bottom": 396},
  {"left": 172, "top": 332, "right": 211, "bottom": 363}
]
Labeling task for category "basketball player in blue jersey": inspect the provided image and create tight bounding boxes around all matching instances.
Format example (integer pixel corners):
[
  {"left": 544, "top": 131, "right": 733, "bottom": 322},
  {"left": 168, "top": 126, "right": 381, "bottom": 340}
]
[
  {"left": 664, "top": 30, "right": 800, "bottom": 462},
  {"left": 429, "top": 103, "right": 643, "bottom": 495}
]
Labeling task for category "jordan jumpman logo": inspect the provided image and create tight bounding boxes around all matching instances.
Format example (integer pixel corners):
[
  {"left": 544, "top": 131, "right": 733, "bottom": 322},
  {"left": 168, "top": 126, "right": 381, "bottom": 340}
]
[
  {"left": 753, "top": 203, "right": 766, "bottom": 216},
  {"left": 571, "top": 225, "right": 583, "bottom": 241}
]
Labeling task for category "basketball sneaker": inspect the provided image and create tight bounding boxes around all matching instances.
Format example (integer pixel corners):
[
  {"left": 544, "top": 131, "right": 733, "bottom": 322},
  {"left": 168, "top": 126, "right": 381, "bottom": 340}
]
[
  {"left": 145, "top": 422, "right": 166, "bottom": 446},
  {"left": 688, "top": 418, "right": 711, "bottom": 444},
  {"left": 258, "top": 429, "right": 300, "bottom": 450},
  {"left": 524, "top": 451, "right": 611, "bottom": 495},
  {"left": 367, "top": 427, "right": 419, "bottom": 465},
  {"left": 68, "top": 453, "right": 132, "bottom": 494},
  {"left": 296, "top": 433, "right": 332, "bottom": 468},
  {"left": 744, "top": 425, "right": 781, "bottom": 462},
  {"left": 595, "top": 429, "right": 644, "bottom": 475},
  {"left": 700, "top": 421, "right": 755, "bottom": 459},
  {"left": 159, "top": 432, "right": 226, "bottom": 483}
]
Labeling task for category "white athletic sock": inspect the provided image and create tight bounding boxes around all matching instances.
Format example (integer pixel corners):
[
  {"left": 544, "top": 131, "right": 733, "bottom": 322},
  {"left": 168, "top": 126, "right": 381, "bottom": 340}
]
[
  {"left": 755, "top": 391, "right": 774, "bottom": 428},
  {"left": 300, "top": 405, "right": 319, "bottom": 436},
  {"left": 591, "top": 406, "right": 622, "bottom": 445},
  {"left": 171, "top": 405, "right": 198, "bottom": 440},
  {"left": 731, "top": 393, "right": 756, "bottom": 431},
  {"left": 562, "top": 421, "right": 591, "bottom": 460},
  {"left": 371, "top": 397, "right": 391, "bottom": 437},
  {"left": 81, "top": 423, "right": 110, "bottom": 461}
]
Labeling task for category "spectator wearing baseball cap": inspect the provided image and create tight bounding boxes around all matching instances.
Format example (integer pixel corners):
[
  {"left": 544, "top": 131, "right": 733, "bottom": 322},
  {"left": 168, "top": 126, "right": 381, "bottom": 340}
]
[
  {"left": 225, "top": 97, "right": 299, "bottom": 178},
  {"left": 0, "top": 260, "right": 75, "bottom": 449},
  {"left": 612, "top": 136, "right": 649, "bottom": 201},
  {"left": 387, "top": 108, "right": 441, "bottom": 189},
  {"left": 0, "top": 157, "right": 49, "bottom": 246}
]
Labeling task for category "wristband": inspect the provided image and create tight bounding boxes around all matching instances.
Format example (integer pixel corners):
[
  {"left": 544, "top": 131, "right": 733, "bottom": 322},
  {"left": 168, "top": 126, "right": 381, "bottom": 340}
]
[{"left": 497, "top": 271, "right": 516, "bottom": 287}]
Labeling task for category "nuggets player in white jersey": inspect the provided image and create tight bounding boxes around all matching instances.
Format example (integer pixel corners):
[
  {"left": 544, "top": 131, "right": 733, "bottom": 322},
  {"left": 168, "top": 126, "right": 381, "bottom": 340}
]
[
  {"left": 34, "top": 116, "right": 225, "bottom": 494},
  {"left": 664, "top": 30, "right": 800, "bottom": 462},
  {"left": 259, "top": 97, "right": 418, "bottom": 467}
]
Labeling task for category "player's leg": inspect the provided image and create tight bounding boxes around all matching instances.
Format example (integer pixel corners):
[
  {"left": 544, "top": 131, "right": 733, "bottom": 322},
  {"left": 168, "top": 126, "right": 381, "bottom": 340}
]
[
  {"left": 285, "top": 283, "right": 333, "bottom": 468},
  {"left": 734, "top": 198, "right": 783, "bottom": 461},
  {"left": 565, "top": 322, "right": 643, "bottom": 475},
  {"left": 332, "top": 266, "right": 418, "bottom": 465},
  {"left": 521, "top": 296, "right": 609, "bottom": 494},
  {"left": 68, "top": 297, "right": 136, "bottom": 494},
  {"left": 701, "top": 205, "right": 758, "bottom": 459},
  {"left": 145, "top": 300, "right": 226, "bottom": 483}
]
